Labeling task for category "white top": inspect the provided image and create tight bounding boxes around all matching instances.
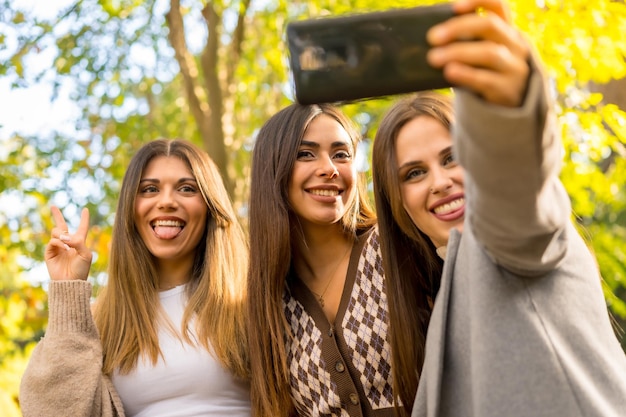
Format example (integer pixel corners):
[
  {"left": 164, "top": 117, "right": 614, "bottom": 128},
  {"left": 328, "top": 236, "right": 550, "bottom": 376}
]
[{"left": 112, "top": 285, "right": 251, "bottom": 417}]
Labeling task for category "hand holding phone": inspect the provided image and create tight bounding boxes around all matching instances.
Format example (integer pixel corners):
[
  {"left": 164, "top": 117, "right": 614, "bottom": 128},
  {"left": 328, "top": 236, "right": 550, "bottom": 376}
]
[
  {"left": 426, "top": 0, "right": 531, "bottom": 107},
  {"left": 287, "top": 3, "right": 455, "bottom": 104}
]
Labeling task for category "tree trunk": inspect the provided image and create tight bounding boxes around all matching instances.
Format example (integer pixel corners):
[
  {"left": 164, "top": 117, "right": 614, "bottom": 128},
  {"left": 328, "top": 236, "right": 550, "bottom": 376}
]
[
  {"left": 590, "top": 77, "right": 626, "bottom": 108},
  {"left": 165, "top": 0, "right": 232, "bottom": 196}
]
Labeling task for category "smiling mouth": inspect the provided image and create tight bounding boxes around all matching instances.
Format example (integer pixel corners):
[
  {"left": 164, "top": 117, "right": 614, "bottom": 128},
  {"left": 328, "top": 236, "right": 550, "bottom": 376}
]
[
  {"left": 151, "top": 219, "right": 185, "bottom": 239},
  {"left": 309, "top": 189, "right": 340, "bottom": 197},
  {"left": 433, "top": 198, "right": 464, "bottom": 215}
]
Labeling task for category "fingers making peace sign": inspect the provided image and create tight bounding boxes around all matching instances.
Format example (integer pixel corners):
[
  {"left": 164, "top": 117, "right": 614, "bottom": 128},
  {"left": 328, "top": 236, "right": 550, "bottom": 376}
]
[{"left": 44, "top": 206, "right": 93, "bottom": 281}]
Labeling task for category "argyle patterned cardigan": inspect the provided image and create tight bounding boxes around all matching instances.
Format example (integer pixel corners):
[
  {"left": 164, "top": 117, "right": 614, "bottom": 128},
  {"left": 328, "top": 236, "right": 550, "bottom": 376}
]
[{"left": 283, "top": 227, "right": 399, "bottom": 417}]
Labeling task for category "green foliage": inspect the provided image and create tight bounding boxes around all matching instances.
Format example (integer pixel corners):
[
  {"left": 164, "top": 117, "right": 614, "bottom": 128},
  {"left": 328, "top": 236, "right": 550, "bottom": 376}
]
[
  {"left": 0, "top": 234, "right": 47, "bottom": 415},
  {"left": 0, "top": 347, "right": 33, "bottom": 417}
]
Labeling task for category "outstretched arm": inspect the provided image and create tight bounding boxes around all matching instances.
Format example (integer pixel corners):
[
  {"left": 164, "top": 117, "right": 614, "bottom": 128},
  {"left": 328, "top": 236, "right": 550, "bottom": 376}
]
[{"left": 429, "top": 0, "right": 570, "bottom": 274}]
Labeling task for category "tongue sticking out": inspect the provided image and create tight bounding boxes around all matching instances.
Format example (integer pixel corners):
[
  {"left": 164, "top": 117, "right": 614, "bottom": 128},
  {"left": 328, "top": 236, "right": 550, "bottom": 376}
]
[{"left": 154, "top": 226, "right": 183, "bottom": 239}]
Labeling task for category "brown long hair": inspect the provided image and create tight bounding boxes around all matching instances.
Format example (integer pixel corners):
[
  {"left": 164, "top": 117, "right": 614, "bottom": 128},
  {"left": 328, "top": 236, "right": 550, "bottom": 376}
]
[
  {"left": 247, "top": 103, "right": 376, "bottom": 417},
  {"left": 372, "top": 91, "right": 452, "bottom": 414},
  {"left": 94, "top": 138, "right": 249, "bottom": 379}
]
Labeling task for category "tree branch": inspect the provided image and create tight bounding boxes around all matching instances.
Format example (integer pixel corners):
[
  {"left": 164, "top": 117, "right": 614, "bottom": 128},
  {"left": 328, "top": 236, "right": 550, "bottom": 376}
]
[
  {"left": 225, "top": 0, "right": 252, "bottom": 89},
  {"left": 200, "top": 3, "right": 223, "bottom": 117},
  {"left": 165, "top": 0, "right": 211, "bottom": 136},
  {"left": 199, "top": 2, "right": 232, "bottom": 195}
]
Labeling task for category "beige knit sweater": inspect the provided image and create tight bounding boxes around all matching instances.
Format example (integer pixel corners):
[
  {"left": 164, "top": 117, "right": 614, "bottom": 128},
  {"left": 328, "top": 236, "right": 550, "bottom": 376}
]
[{"left": 19, "top": 280, "right": 125, "bottom": 417}]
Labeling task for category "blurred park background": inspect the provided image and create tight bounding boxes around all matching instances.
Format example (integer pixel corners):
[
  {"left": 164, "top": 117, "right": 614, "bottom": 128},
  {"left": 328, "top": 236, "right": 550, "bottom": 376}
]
[{"left": 1, "top": 0, "right": 625, "bottom": 415}]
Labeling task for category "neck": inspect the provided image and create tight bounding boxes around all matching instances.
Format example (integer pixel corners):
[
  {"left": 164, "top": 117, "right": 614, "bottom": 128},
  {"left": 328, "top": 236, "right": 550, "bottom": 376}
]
[
  {"left": 293, "top": 220, "right": 347, "bottom": 252},
  {"left": 292, "top": 228, "right": 353, "bottom": 318},
  {"left": 292, "top": 227, "right": 353, "bottom": 285},
  {"left": 156, "top": 258, "right": 193, "bottom": 290}
]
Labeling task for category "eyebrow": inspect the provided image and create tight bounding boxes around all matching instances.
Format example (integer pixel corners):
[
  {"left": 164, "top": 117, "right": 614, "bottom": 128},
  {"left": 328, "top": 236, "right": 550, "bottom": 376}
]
[
  {"left": 300, "top": 140, "right": 350, "bottom": 148},
  {"left": 139, "top": 177, "right": 197, "bottom": 184}
]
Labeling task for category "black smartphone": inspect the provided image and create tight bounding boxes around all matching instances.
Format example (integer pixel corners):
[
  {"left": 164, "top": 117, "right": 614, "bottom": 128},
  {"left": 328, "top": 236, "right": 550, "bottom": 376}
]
[{"left": 287, "top": 3, "right": 455, "bottom": 104}]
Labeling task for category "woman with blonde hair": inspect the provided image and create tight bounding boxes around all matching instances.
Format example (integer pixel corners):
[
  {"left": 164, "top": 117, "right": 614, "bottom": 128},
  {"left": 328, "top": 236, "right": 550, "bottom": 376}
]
[{"left": 20, "top": 139, "right": 251, "bottom": 417}]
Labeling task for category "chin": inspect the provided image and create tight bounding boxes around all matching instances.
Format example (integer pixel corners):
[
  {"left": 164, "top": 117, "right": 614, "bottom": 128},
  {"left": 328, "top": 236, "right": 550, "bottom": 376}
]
[{"left": 441, "top": 224, "right": 463, "bottom": 246}]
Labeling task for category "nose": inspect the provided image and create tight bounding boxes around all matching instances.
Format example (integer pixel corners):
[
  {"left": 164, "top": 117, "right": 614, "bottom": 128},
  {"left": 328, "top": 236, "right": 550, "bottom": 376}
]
[
  {"left": 317, "top": 156, "right": 339, "bottom": 179},
  {"left": 429, "top": 167, "right": 454, "bottom": 195},
  {"left": 157, "top": 187, "right": 178, "bottom": 209}
]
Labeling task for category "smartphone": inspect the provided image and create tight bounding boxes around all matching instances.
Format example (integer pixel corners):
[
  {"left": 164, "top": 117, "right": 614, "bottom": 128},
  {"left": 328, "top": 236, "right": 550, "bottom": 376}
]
[{"left": 287, "top": 3, "right": 455, "bottom": 104}]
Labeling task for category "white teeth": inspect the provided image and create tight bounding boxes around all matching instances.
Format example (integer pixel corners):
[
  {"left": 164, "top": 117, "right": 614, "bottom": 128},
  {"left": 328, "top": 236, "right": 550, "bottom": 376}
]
[
  {"left": 433, "top": 198, "right": 464, "bottom": 215},
  {"left": 310, "top": 189, "right": 339, "bottom": 197},
  {"left": 152, "top": 220, "right": 184, "bottom": 227}
]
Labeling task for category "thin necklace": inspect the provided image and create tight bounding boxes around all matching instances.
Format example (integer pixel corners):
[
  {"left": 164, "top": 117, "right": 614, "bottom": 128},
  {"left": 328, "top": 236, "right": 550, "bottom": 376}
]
[
  {"left": 309, "top": 244, "right": 352, "bottom": 307},
  {"left": 159, "top": 280, "right": 187, "bottom": 291},
  {"left": 159, "top": 283, "right": 181, "bottom": 291}
]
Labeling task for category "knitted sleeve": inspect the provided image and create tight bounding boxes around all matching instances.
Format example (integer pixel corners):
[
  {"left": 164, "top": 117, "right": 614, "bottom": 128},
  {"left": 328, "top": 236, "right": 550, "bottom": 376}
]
[
  {"left": 453, "top": 52, "right": 570, "bottom": 276},
  {"left": 19, "top": 280, "right": 124, "bottom": 417}
]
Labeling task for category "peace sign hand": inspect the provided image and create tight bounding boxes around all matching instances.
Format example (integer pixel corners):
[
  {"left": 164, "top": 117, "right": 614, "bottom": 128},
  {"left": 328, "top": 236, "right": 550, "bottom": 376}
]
[{"left": 44, "top": 206, "right": 93, "bottom": 281}]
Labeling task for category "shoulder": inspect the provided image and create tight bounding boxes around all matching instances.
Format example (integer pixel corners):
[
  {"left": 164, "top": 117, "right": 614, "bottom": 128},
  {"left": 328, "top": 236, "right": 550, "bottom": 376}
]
[
  {"left": 353, "top": 226, "right": 384, "bottom": 283},
  {"left": 352, "top": 226, "right": 381, "bottom": 265},
  {"left": 357, "top": 225, "right": 378, "bottom": 249}
]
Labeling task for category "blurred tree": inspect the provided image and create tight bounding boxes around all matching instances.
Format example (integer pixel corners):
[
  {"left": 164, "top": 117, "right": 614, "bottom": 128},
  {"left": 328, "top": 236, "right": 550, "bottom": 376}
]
[
  {"left": 0, "top": 211, "right": 47, "bottom": 416},
  {"left": 0, "top": 0, "right": 625, "bottom": 413},
  {"left": 517, "top": 0, "right": 626, "bottom": 338}
]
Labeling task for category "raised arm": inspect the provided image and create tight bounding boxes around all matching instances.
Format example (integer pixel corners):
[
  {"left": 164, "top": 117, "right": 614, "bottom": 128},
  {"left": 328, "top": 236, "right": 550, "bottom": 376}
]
[
  {"left": 44, "top": 206, "right": 93, "bottom": 281},
  {"left": 428, "top": 0, "right": 570, "bottom": 274},
  {"left": 20, "top": 207, "right": 124, "bottom": 417}
]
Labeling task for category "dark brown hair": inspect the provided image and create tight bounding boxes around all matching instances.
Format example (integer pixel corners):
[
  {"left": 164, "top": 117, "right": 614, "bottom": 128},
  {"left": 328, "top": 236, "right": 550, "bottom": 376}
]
[
  {"left": 247, "top": 103, "right": 376, "bottom": 417},
  {"left": 372, "top": 91, "right": 453, "bottom": 414}
]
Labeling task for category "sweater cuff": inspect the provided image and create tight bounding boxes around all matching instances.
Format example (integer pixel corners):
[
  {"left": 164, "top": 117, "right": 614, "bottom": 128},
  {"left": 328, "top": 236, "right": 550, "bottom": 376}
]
[{"left": 47, "top": 280, "right": 98, "bottom": 336}]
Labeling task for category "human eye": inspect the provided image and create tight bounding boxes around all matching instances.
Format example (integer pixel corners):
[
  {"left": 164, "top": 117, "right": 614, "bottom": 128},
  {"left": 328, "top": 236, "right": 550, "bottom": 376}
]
[
  {"left": 179, "top": 183, "right": 198, "bottom": 193},
  {"left": 139, "top": 184, "right": 159, "bottom": 194},
  {"left": 442, "top": 151, "right": 458, "bottom": 167},
  {"left": 333, "top": 149, "right": 352, "bottom": 161},
  {"left": 296, "top": 149, "right": 315, "bottom": 160},
  {"left": 403, "top": 167, "right": 427, "bottom": 182}
]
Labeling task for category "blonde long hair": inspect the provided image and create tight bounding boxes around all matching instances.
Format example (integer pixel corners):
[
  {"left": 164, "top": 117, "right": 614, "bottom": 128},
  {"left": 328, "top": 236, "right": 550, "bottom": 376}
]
[{"left": 94, "top": 138, "right": 249, "bottom": 379}]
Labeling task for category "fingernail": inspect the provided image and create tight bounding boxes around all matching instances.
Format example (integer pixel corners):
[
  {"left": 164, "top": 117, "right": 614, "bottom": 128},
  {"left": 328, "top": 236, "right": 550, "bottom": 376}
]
[
  {"left": 63, "top": 244, "right": 71, "bottom": 251},
  {"left": 60, "top": 233, "right": 70, "bottom": 242},
  {"left": 427, "top": 49, "right": 444, "bottom": 66},
  {"left": 428, "top": 26, "right": 446, "bottom": 44}
]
